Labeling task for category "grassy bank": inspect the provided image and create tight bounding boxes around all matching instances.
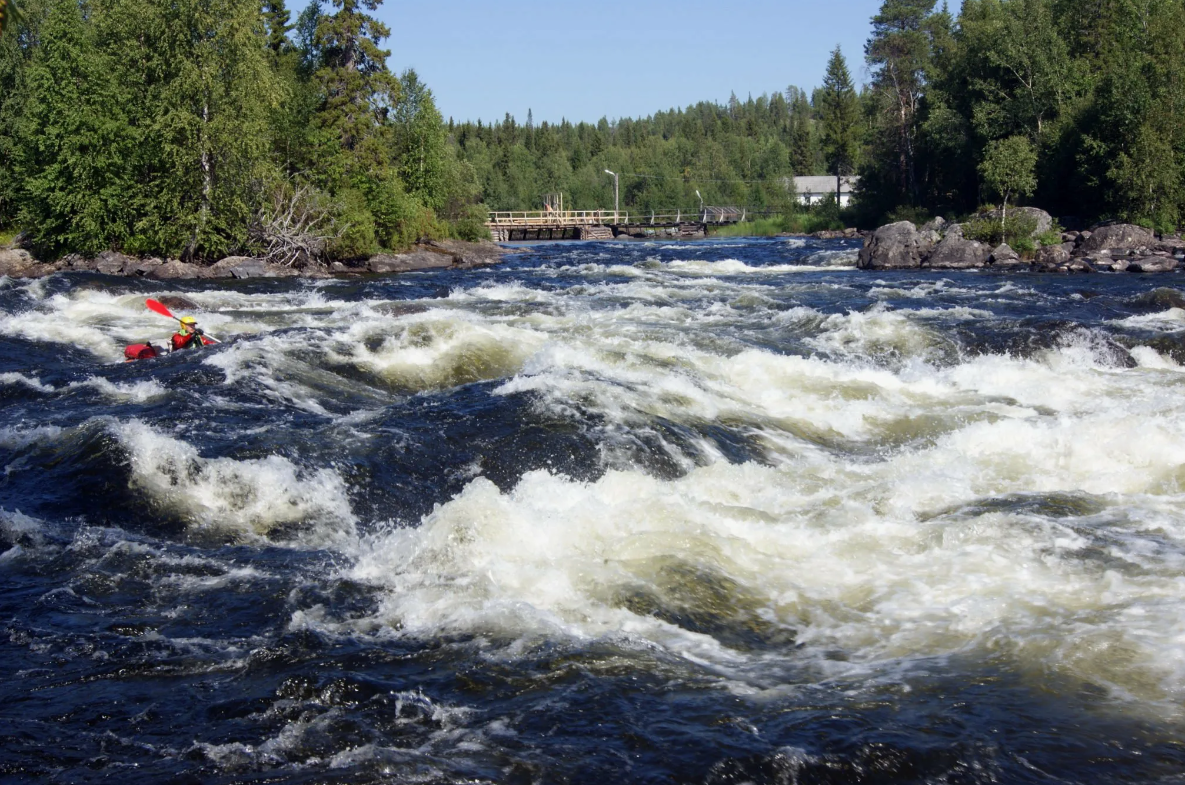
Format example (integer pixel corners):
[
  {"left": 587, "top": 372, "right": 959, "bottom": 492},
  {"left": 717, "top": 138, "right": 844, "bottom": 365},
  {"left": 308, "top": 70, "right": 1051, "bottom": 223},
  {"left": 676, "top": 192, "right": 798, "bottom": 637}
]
[{"left": 708, "top": 211, "right": 850, "bottom": 238}]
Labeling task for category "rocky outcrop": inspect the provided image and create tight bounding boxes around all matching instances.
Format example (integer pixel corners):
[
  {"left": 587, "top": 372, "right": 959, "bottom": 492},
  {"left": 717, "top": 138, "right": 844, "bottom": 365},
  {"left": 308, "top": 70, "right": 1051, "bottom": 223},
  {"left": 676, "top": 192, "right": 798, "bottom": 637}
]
[
  {"left": 0, "top": 248, "right": 37, "bottom": 277},
  {"left": 989, "top": 243, "right": 1022, "bottom": 266},
  {"left": 209, "top": 256, "right": 300, "bottom": 279},
  {"left": 367, "top": 250, "right": 453, "bottom": 274},
  {"left": 1077, "top": 223, "right": 1156, "bottom": 254},
  {"left": 924, "top": 225, "right": 991, "bottom": 269},
  {"left": 856, "top": 211, "right": 1183, "bottom": 275},
  {"left": 1033, "top": 244, "right": 1072, "bottom": 269},
  {"left": 419, "top": 238, "right": 506, "bottom": 269},
  {"left": 147, "top": 260, "right": 206, "bottom": 280},
  {"left": 1128, "top": 256, "right": 1179, "bottom": 273},
  {"left": 857, "top": 221, "right": 936, "bottom": 269},
  {"left": 980, "top": 206, "right": 1054, "bottom": 239}
]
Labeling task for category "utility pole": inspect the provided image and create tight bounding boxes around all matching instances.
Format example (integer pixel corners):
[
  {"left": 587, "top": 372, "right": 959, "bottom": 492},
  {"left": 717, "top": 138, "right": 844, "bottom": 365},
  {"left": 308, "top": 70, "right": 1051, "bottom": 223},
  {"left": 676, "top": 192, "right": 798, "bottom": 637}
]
[{"left": 604, "top": 169, "right": 619, "bottom": 224}]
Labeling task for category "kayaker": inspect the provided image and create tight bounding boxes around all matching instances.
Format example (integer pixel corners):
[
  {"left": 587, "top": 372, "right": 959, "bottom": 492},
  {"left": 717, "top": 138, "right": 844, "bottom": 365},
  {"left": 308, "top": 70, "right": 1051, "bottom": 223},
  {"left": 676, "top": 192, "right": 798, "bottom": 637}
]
[{"left": 170, "top": 316, "right": 214, "bottom": 351}]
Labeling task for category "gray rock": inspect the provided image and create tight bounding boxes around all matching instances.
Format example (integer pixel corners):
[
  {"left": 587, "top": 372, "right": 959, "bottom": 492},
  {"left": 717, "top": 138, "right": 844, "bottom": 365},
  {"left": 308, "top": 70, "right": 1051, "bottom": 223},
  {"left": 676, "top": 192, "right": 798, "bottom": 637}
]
[
  {"left": 1127, "top": 256, "right": 1179, "bottom": 273},
  {"left": 155, "top": 295, "right": 200, "bottom": 311},
  {"left": 127, "top": 257, "right": 164, "bottom": 277},
  {"left": 919, "top": 216, "right": 947, "bottom": 235},
  {"left": 95, "top": 250, "right": 136, "bottom": 275},
  {"left": 1078, "top": 223, "right": 1156, "bottom": 254},
  {"left": 0, "top": 248, "right": 36, "bottom": 276},
  {"left": 367, "top": 250, "right": 452, "bottom": 274},
  {"left": 210, "top": 256, "right": 299, "bottom": 279},
  {"left": 147, "top": 260, "right": 203, "bottom": 280},
  {"left": 421, "top": 239, "right": 506, "bottom": 269},
  {"left": 857, "top": 221, "right": 935, "bottom": 269},
  {"left": 1062, "top": 232, "right": 1080, "bottom": 243},
  {"left": 989, "top": 243, "right": 1022, "bottom": 265},
  {"left": 925, "top": 231, "right": 990, "bottom": 269},
  {"left": 1085, "top": 256, "right": 1128, "bottom": 272},
  {"left": 1034, "top": 245, "right": 1072, "bottom": 269}
]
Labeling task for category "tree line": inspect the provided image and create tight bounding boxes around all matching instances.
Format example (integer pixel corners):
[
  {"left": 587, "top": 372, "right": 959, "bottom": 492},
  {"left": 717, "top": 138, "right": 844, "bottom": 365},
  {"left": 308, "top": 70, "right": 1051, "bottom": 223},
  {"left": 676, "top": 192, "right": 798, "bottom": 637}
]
[
  {"left": 0, "top": 0, "right": 480, "bottom": 262},
  {"left": 2, "top": 0, "right": 1182, "bottom": 262},
  {"left": 450, "top": 0, "right": 1185, "bottom": 233}
]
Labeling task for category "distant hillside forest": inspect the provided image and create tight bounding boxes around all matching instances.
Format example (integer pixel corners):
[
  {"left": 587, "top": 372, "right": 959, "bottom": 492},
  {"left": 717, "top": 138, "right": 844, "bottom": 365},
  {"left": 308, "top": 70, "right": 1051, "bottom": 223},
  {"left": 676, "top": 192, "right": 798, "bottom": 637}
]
[
  {"left": 1, "top": 0, "right": 1183, "bottom": 263},
  {"left": 457, "top": 0, "right": 1185, "bottom": 233}
]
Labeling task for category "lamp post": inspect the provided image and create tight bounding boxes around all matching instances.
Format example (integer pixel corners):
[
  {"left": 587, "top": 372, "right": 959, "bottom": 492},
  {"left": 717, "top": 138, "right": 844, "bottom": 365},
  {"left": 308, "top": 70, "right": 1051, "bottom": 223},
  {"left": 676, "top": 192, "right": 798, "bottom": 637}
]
[
  {"left": 695, "top": 189, "right": 703, "bottom": 220},
  {"left": 604, "top": 169, "right": 619, "bottom": 224}
]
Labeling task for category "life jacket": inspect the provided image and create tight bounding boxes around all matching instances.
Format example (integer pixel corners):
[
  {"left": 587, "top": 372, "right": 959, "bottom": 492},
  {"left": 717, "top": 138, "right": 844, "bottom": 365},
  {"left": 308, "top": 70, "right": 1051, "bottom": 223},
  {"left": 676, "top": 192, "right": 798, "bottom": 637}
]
[
  {"left": 171, "top": 330, "right": 213, "bottom": 351},
  {"left": 124, "top": 343, "right": 159, "bottom": 361}
]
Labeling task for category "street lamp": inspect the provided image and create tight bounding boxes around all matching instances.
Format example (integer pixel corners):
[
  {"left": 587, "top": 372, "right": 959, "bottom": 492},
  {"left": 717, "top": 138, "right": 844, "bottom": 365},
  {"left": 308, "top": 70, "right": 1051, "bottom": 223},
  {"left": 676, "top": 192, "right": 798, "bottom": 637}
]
[{"left": 604, "top": 169, "right": 619, "bottom": 224}]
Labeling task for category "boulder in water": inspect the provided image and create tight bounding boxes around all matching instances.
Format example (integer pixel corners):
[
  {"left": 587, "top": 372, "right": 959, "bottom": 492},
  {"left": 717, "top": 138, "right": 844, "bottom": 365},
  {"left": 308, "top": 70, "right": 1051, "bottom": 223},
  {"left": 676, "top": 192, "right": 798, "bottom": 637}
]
[
  {"left": 925, "top": 225, "right": 991, "bottom": 269},
  {"left": 155, "top": 295, "right": 200, "bottom": 311},
  {"left": 1127, "top": 256, "right": 1179, "bottom": 273},
  {"left": 0, "top": 248, "right": 36, "bottom": 277},
  {"left": 1077, "top": 223, "right": 1156, "bottom": 254},
  {"left": 148, "top": 260, "right": 204, "bottom": 280},
  {"left": 857, "top": 221, "right": 934, "bottom": 269},
  {"left": 989, "top": 243, "right": 1022, "bottom": 266}
]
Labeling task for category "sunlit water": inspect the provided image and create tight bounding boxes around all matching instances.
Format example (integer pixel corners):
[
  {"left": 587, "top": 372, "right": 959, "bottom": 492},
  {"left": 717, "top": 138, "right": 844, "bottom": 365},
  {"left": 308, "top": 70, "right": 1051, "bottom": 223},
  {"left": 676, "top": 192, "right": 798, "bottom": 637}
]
[{"left": 3, "top": 236, "right": 1185, "bottom": 783}]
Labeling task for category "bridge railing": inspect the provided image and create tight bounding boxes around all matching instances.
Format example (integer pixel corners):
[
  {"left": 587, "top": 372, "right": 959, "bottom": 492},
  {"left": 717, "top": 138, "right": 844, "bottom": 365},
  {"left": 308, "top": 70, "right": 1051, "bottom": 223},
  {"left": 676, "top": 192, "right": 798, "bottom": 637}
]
[
  {"left": 487, "top": 210, "right": 631, "bottom": 227},
  {"left": 486, "top": 206, "right": 782, "bottom": 227}
]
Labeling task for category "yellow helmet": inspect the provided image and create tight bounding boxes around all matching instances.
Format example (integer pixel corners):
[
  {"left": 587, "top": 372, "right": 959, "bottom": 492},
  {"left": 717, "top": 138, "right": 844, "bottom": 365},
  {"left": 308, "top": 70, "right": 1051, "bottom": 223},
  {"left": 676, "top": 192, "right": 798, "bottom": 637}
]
[{"left": 180, "top": 316, "right": 197, "bottom": 325}]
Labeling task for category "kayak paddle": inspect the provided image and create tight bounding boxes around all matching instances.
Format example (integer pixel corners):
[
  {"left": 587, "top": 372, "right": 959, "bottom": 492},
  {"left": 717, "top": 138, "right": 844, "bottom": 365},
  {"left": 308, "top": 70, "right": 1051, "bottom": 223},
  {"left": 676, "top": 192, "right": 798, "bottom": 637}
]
[{"left": 145, "top": 298, "right": 221, "bottom": 343}]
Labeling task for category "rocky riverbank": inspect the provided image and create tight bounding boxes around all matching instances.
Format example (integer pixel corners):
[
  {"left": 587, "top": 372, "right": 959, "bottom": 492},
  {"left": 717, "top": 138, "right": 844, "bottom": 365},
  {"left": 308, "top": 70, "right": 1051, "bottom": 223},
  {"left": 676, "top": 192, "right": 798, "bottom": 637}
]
[
  {"left": 858, "top": 208, "right": 1185, "bottom": 273},
  {"left": 0, "top": 238, "right": 509, "bottom": 280}
]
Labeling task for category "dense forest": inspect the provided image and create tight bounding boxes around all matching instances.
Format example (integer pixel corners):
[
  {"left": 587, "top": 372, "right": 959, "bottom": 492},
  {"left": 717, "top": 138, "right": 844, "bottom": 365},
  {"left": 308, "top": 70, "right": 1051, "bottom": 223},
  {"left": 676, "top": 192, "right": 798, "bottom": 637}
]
[
  {"left": 1, "top": 0, "right": 1183, "bottom": 263},
  {"left": 455, "top": 0, "right": 1185, "bottom": 234},
  {"left": 0, "top": 0, "right": 483, "bottom": 261}
]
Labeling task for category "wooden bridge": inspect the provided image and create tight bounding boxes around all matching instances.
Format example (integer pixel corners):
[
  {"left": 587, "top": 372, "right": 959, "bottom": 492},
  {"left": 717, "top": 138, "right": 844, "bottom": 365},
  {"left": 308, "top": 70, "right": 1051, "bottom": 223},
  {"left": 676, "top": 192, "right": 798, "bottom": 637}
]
[{"left": 486, "top": 206, "right": 760, "bottom": 241}]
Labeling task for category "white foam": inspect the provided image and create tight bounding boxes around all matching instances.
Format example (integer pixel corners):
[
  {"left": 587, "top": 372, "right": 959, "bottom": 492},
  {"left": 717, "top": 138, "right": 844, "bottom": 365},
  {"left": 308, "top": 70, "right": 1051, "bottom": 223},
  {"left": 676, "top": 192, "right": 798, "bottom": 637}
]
[{"left": 114, "top": 421, "right": 357, "bottom": 547}]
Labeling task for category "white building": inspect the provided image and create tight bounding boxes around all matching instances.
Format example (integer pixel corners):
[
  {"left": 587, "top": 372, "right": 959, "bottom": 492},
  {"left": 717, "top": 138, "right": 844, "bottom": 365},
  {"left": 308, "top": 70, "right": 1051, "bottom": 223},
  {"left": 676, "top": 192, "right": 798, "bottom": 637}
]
[{"left": 791, "top": 175, "right": 860, "bottom": 207}]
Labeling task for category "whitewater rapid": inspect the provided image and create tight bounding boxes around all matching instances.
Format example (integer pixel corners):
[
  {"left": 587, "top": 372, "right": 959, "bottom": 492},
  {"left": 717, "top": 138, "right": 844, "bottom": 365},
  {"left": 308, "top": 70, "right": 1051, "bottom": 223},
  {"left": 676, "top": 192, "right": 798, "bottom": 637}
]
[{"left": 3, "top": 238, "right": 1185, "bottom": 782}]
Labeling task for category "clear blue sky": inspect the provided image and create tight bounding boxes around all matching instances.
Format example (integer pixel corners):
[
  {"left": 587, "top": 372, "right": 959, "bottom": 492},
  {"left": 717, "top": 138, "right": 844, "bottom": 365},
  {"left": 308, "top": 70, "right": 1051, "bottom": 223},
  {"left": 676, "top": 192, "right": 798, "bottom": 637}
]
[{"left": 304, "top": 0, "right": 884, "bottom": 125}]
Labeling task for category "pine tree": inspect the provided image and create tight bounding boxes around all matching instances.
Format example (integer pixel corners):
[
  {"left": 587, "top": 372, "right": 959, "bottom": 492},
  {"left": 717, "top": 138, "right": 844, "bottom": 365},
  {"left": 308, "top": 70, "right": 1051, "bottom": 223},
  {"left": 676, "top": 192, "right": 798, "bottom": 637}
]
[
  {"left": 313, "top": 0, "right": 399, "bottom": 168},
  {"left": 819, "top": 46, "right": 860, "bottom": 201},
  {"left": 865, "top": 0, "right": 937, "bottom": 204},
  {"left": 263, "top": 0, "right": 292, "bottom": 54},
  {"left": 15, "top": 0, "right": 135, "bottom": 254}
]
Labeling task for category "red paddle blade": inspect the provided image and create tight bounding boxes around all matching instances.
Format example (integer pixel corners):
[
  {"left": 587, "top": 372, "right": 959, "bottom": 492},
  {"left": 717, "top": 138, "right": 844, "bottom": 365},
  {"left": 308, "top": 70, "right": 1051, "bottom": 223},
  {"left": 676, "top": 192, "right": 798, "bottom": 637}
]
[{"left": 145, "top": 298, "right": 176, "bottom": 320}]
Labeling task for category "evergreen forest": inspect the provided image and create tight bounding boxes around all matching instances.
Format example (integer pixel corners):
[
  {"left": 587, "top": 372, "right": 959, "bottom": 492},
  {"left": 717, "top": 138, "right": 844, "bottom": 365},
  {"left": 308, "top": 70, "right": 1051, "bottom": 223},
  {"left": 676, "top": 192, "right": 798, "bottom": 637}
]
[{"left": 1, "top": 0, "right": 1183, "bottom": 263}]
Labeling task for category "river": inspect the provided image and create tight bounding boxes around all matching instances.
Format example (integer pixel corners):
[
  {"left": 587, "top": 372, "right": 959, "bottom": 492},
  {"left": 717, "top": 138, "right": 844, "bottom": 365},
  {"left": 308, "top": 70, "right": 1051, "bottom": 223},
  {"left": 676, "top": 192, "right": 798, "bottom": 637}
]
[{"left": 2, "top": 236, "right": 1185, "bottom": 783}]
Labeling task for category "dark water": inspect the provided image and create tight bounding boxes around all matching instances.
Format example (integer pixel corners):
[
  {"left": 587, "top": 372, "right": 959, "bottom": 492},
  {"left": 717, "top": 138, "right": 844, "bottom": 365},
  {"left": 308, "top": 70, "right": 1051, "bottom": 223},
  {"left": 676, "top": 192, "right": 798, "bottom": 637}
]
[{"left": 3, "top": 237, "right": 1185, "bottom": 783}]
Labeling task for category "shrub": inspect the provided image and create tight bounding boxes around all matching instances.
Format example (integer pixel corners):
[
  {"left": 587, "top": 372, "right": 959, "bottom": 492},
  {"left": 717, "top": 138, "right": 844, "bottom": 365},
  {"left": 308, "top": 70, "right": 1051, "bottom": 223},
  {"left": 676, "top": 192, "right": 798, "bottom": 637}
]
[
  {"left": 963, "top": 212, "right": 1039, "bottom": 246},
  {"left": 449, "top": 204, "right": 492, "bottom": 242},
  {"left": 326, "top": 188, "right": 378, "bottom": 259},
  {"left": 884, "top": 205, "right": 933, "bottom": 226}
]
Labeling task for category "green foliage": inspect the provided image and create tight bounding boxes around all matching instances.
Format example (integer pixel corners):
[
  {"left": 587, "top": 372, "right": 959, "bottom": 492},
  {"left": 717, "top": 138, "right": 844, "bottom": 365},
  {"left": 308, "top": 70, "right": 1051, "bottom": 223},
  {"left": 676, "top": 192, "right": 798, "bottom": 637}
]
[
  {"left": 327, "top": 188, "right": 377, "bottom": 258},
  {"left": 962, "top": 212, "right": 1038, "bottom": 246},
  {"left": 819, "top": 46, "right": 860, "bottom": 180},
  {"left": 857, "top": 0, "right": 1185, "bottom": 231},
  {"left": 449, "top": 204, "right": 491, "bottom": 242},
  {"left": 1036, "top": 221, "right": 1064, "bottom": 247},
  {"left": 979, "top": 135, "right": 1037, "bottom": 230},
  {"left": 14, "top": 0, "right": 136, "bottom": 256}
]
